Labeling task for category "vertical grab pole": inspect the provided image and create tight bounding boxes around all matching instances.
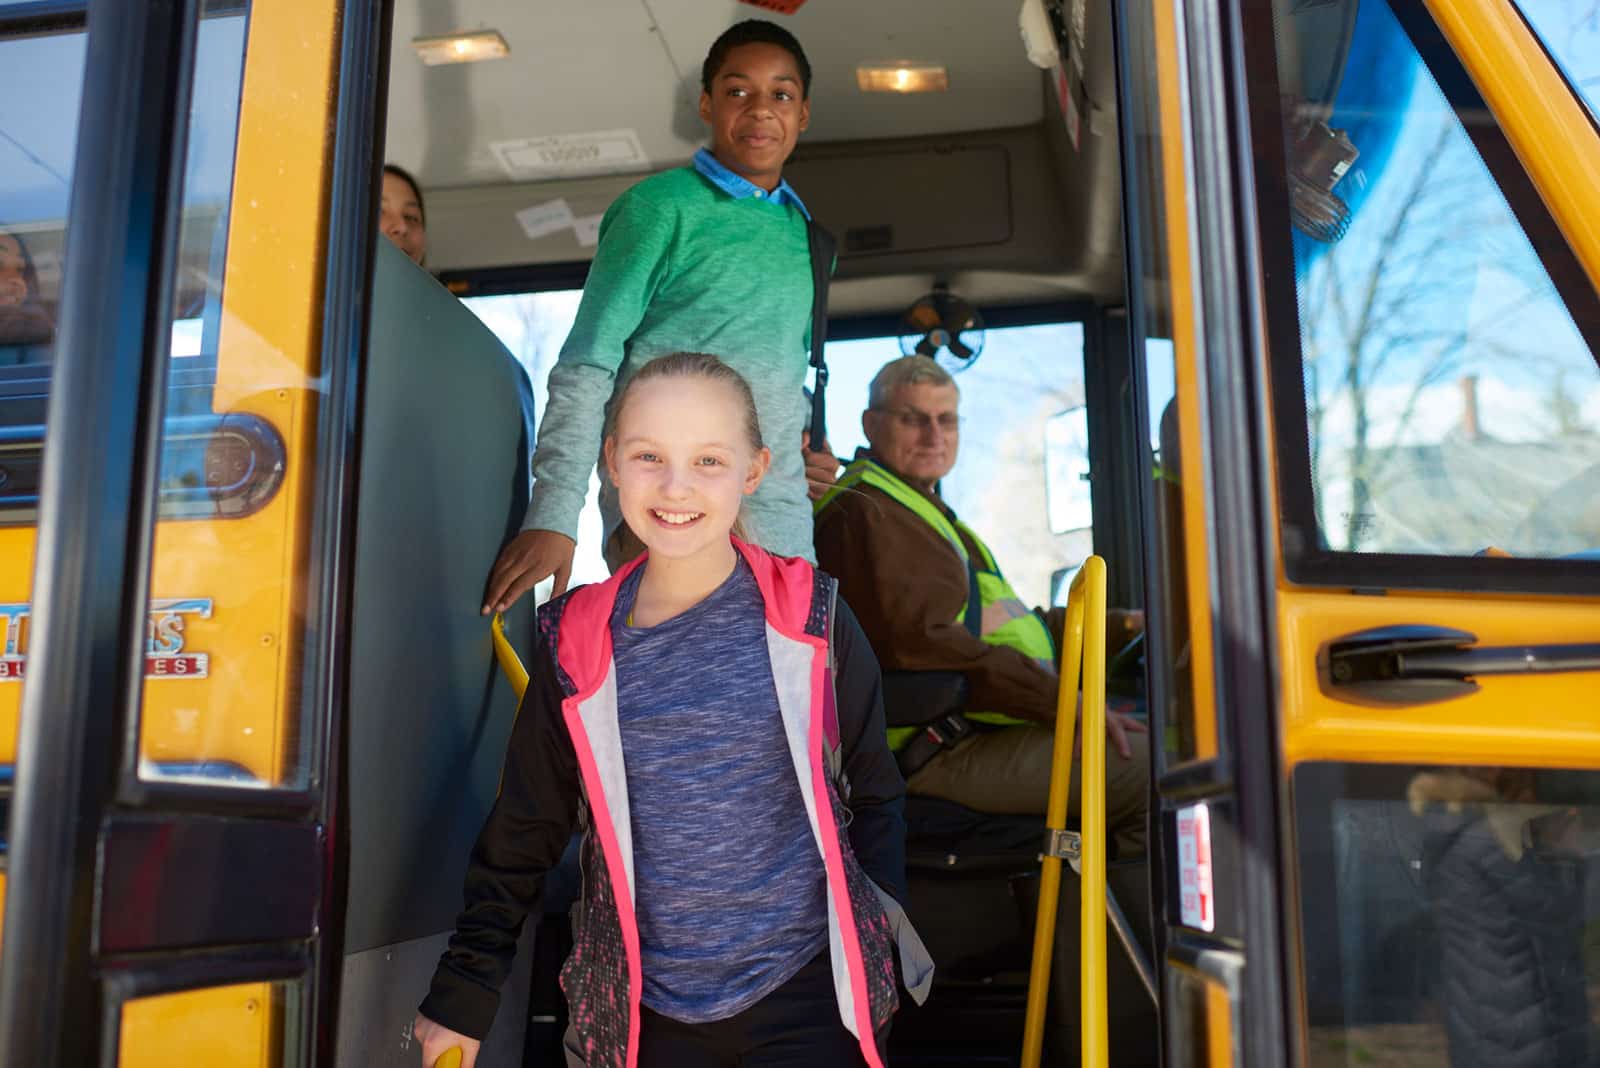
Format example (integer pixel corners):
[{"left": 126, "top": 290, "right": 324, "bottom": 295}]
[
  {"left": 1079, "top": 557, "right": 1110, "bottom": 1066},
  {"left": 1021, "top": 556, "right": 1106, "bottom": 1067}
]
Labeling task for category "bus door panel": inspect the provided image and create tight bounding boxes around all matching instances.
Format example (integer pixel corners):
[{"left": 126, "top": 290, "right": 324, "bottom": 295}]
[
  {"left": 1123, "top": 0, "right": 1600, "bottom": 1062},
  {"left": 1116, "top": 0, "right": 1275, "bottom": 1057}
]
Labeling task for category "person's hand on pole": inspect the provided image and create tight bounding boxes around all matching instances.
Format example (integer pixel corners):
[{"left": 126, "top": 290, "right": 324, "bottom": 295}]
[
  {"left": 482, "top": 529, "right": 575, "bottom": 615},
  {"left": 802, "top": 430, "right": 841, "bottom": 501}
]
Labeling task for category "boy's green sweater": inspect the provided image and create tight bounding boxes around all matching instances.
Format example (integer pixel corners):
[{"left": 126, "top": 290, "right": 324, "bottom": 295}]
[{"left": 523, "top": 166, "right": 817, "bottom": 561}]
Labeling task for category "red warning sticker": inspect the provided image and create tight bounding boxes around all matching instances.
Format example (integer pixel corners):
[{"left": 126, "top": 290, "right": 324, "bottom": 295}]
[{"left": 1176, "top": 802, "right": 1215, "bottom": 932}]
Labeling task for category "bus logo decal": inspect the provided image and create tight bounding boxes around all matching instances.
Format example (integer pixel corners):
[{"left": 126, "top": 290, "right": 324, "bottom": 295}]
[{"left": 0, "top": 598, "right": 213, "bottom": 682}]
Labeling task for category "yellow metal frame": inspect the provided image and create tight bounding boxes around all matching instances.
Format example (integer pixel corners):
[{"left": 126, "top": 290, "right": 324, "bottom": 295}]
[
  {"left": 1022, "top": 556, "right": 1109, "bottom": 1068},
  {"left": 1151, "top": 0, "right": 1220, "bottom": 762}
]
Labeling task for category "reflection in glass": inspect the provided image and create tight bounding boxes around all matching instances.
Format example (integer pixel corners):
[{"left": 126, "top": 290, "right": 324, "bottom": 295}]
[
  {"left": 1298, "top": 763, "right": 1600, "bottom": 1067},
  {"left": 1273, "top": 0, "right": 1600, "bottom": 559},
  {"left": 120, "top": 980, "right": 291, "bottom": 1068}
]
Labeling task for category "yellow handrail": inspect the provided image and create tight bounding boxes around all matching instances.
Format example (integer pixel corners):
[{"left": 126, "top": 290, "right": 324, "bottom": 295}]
[
  {"left": 491, "top": 612, "right": 529, "bottom": 701},
  {"left": 436, "top": 1049, "right": 462, "bottom": 1068},
  {"left": 1021, "top": 555, "right": 1109, "bottom": 1068}
]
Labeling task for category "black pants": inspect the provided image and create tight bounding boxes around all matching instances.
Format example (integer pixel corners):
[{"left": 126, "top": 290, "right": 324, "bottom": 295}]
[{"left": 637, "top": 952, "right": 880, "bottom": 1067}]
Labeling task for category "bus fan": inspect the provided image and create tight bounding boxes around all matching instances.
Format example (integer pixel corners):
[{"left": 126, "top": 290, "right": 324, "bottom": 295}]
[
  {"left": 899, "top": 285, "right": 986, "bottom": 372},
  {"left": 1288, "top": 118, "right": 1359, "bottom": 243}
]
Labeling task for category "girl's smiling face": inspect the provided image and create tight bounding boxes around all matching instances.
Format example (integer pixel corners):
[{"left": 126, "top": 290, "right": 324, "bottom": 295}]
[{"left": 605, "top": 374, "right": 770, "bottom": 562}]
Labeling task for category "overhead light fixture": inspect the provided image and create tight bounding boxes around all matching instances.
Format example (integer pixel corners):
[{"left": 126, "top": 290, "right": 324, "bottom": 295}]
[
  {"left": 857, "top": 63, "right": 949, "bottom": 94},
  {"left": 411, "top": 30, "right": 510, "bottom": 67}
]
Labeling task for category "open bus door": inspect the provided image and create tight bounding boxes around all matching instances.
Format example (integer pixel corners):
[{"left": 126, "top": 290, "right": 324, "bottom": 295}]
[
  {"left": 1117, "top": 0, "right": 1600, "bottom": 1061},
  {"left": 0, "top": 0, "right": 387, "bottom": 1062}
]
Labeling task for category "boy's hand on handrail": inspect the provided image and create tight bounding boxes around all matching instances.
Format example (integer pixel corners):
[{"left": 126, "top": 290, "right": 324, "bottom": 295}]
[
  {"left": 802, "top": 431, "right": 841, "bottom": 501},
  {"left": 413, "top": 1013, "right": 479, "bottom": 1068},
  {"left": 483, "top": 529, "right": 575, "bottom": 614}
]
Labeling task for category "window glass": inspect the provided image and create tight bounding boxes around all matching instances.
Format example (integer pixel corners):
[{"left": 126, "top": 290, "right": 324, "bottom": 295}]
[
  {"left": 1271, "top": 0, "right": 1600, "bottom": 561},
  {"left": 0, "top": 24, "right": 82, "bottom": 374},
  {"left": 133, "top": 1, "right": 357, "bottom": 791},
  {"left": 1512, "top": 0, "right": 1600, "bottom": 123},
  {"left": 819, "top": 323, "right": 1089, "bottom": 607},
  {"left": 1, "top": 15, "right": 85, "bottom": 793},
  {"left": 1121, "top": 0, "right": 1210, "bottom": 764},
  {"left": 461, "top": 290, "right": 610, "bottom": 592},
  {"left": 1296, "top": 762, "right": 1600, "bottom": 1067}
]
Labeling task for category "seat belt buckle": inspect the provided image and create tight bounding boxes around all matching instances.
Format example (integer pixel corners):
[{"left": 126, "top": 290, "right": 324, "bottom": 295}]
[{"left": 923, "top": 713, "right": 972, "bottom": 747}]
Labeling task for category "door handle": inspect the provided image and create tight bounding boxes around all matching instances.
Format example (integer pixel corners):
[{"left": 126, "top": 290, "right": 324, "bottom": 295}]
[{"left": 1322, "top": 624, "right": 1600, "bottom": 705}]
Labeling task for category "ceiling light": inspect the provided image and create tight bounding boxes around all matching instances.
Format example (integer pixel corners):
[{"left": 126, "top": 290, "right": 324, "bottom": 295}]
[
  {"left": 856, "top": 63, "right": 949, "bottom": 94},
  {"left": 411, "top": 30, "right": 509, "bottom": 67}
]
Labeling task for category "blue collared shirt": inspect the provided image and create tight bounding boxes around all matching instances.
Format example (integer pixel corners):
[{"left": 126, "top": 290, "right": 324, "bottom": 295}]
[{"left": 692, "top": 147, "right": 811, "bottom": 220}]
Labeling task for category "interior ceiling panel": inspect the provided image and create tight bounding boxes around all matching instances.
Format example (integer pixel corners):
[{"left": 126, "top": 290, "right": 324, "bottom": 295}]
[{"left": 385, "top": 0, "right": 1045, "bottom": 191}]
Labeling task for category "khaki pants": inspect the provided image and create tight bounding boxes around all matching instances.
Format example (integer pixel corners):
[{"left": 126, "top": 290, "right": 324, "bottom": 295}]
[{"left": 906, "top": 724, "right": 1149, "bottom": 859}]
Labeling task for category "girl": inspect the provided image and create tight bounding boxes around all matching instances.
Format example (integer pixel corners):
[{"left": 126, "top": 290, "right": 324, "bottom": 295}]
[{"left": 415, "top": 353, "right": 931, "bottom": 1068}]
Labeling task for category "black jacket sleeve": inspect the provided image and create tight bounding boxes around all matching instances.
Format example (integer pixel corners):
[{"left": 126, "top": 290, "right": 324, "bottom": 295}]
[
  {"left": 833, "top": 596, "right": 910, "bottom": 905},
  {"left": 418, "top": 634, "right": 581, "bottom": 1040}
]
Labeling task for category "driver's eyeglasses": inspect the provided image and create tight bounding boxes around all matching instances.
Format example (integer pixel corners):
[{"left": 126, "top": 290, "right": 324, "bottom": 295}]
[{"left": 877, "top": 407, "right": 962, "bottom": 433}]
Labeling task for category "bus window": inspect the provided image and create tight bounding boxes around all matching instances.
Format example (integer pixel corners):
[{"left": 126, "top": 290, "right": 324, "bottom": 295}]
[
  {"left": 0, "top": 12, "right": 87, "bottom": 773},
  {"left": 1512, "top": 0, "right": 1600, "bottom": 123},
  {"left": 1121, "top": 0, "right": 1218, "bottom": 766},
  {"left": 1267, "top": 0, "right": 1600, "bottom": 568},
  {"left": 819, "top": 320, "right": 1089, "bottom": 607},
  {"left": 132, "top": 0, "right": 344, "bottom": 791},
  {"left": 460, "top": 288, "right": 611, "bottom": 591},
  {"left": 1296, "top": 763, "right": 1600, "bottom": 1067}
]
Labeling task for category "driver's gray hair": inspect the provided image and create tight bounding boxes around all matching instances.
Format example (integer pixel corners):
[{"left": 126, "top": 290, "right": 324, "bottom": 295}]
[{"left": 867, "top": 356, "right": 960, "bottom": 410}]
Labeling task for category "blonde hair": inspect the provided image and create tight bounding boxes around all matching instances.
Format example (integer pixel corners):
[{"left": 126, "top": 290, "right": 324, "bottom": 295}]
[
  {"left": 606, "top": 352, "right": 765, "bottom": 542},
  {"left": 607, "top": 352, "right": 765, "bottom": 451}
]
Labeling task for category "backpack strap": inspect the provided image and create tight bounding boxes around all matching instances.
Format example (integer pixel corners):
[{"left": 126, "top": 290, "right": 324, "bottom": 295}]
[{"left": 805, "top": 218, "right": 838, "bottom": 447}]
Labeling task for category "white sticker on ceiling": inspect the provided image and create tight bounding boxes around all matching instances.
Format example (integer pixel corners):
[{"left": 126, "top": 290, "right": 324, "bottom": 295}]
[
  {"left": 516, "top": 198, "right": 576, "bottom": 241},
  {"left": 572, "top": 214, "right": 604, "bottom": 248},
  {"left": 491, "top": 129, "right": 649, "bottom": 182}
]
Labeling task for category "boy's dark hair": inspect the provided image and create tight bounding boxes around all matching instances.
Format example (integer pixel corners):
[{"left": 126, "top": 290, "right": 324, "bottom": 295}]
[
  {"left": 701, "top": 19, "right": 812, "bottom": 99},
  {"left": 382, "top": 163, "right": 426, "bottom": 224}
]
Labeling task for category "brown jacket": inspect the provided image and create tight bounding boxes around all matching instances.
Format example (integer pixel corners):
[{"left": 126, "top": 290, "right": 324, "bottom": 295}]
[{"left": 814, "top": 470, "right": 1060, "bottom": 723}]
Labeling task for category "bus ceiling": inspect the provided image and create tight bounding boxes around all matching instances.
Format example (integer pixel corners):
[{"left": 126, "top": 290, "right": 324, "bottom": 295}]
[{"left": 383, "top": 0, "right": 1128, "bottom": 315}]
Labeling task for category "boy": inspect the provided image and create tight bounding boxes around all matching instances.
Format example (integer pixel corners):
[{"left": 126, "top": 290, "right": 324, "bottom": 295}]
[{"left": 483, "top": 19, "right": 837, "bottom": 613}]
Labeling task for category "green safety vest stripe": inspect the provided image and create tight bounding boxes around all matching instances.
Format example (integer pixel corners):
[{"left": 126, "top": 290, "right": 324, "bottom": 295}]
[{"left": 818, "top": 459, "right": 1058, "bottom": 745}]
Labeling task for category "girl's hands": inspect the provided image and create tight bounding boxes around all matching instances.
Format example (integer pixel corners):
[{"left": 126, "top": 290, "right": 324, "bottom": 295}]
[{"left": 413, "top": 1013, "right": 481, "bottom": 1068}]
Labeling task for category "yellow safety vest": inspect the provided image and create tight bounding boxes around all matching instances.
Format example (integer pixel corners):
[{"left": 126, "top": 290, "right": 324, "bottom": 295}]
[{"left": 815, "top": 459, "right": 1056, "bottom": 748}]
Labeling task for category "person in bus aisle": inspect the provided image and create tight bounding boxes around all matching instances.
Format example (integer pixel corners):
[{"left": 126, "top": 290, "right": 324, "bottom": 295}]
[
  {"left": 380, "top": 163, "right": 428, "bottom": 265},
  {"left": 481, "top": 19, "right": 841, "bottom": 615},
  {"left": 812, "top": 356, "right": 1150, "bottom": 858},
  {"left": 0, "top": 228, "right": 56, "bottom": 365},
  {"left": 414, "top": 354, "right": 930, "bottom": 1068}
]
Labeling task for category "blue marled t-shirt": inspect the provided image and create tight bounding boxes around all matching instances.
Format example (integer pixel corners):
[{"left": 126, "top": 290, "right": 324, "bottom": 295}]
[{"left": 611, "top": 557, "right": 829, "bottom": 1023}]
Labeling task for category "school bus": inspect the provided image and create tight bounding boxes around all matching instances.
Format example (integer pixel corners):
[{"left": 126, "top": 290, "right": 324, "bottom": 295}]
[{"left": 0, "top": 0, "right": 1596, "bottom": 1064}]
